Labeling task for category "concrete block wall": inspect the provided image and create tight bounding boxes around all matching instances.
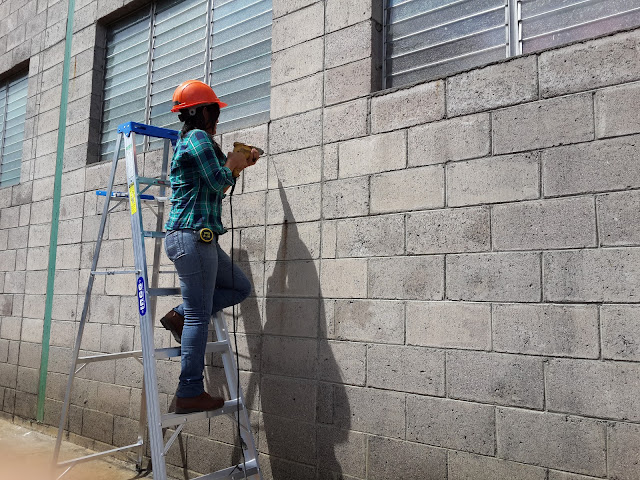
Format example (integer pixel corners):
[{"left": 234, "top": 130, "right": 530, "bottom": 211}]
[{"left": 1, "top": 0, "right": 640, "bottom": 478}]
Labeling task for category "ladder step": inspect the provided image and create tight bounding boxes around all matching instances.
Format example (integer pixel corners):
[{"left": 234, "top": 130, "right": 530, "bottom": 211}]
[
  {"left": 143, "top": 231, "right": 165, "bottom": 239},
  {"left": 161, "top": 398, "right": 243, "bottom": 428},
  {"left": 192, "top": 459, "right": 259, "bottom": 480},
  {"left": 96, "top": 190, "right": 156, "bottom": 201},
  {"left": 91, "top": 269, "right": 140, "bottom": 276},
  {"left": 138, "top": 176, "right": 171, "bottom": 188},
  {"left": 156, "top": 340, "right": 229, "bottom": 360},
  {"left": 77, "top": 341, "right": 229, "bottom": 364},
  {"left": 148, "top": 287, "right": 181, "bottom": 296}
]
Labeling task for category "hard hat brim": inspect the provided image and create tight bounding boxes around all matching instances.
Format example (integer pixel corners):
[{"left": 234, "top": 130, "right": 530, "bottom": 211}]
[{"left": 170, "top": 100, "right": 228, "bottom": 113}]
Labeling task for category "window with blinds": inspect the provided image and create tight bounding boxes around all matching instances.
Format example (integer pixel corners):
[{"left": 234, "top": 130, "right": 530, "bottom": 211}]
[
  {"left": 211, "top": 0, "right": 272, "bottom": 133},
  {"left": 384, "top": 0, "right": 640, "bottom": 89},
  {"left": 0, "top": 74, "right": 28, "bottom": 188},
  {"left": 100, "top": 0, "right": 272, "bottom": 161},
  {"left": 521, "top": 0, "right": 640, "bottom": 53}
]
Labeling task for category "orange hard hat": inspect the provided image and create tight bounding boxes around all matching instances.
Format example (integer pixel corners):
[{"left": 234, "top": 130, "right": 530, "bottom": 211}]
[{"left": 171, "top": 79, "right": 227, "bottom": 113}]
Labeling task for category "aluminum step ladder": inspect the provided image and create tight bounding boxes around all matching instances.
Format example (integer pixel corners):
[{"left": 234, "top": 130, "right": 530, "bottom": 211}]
[{"left": 52, "top": 122, "right": 261, "bottom": 480}]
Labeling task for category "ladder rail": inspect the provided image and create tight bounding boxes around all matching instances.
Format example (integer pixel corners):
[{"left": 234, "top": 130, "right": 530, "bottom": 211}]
[
  {"left": 124, "top": 131, "right": 169, "bottom": 480},
  {"left": 213, "top": 313, "right": 262, "bottom": 479},
  {"left": 53, "top": 132, "right": 123, "bottom": 466}
]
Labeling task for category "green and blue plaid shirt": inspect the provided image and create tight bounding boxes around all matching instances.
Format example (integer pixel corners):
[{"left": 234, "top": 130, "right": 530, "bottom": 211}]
[{"left": 165, "top": 129, "right": 235, "bottom": 235}]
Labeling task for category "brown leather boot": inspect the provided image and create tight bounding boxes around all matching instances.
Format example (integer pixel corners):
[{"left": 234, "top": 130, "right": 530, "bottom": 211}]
[
  {"left": 175, "top": 392, "right": 225, "bottom": 414},
  {"left": 160, "top": 309, "right": 184, "bottom": 343}
]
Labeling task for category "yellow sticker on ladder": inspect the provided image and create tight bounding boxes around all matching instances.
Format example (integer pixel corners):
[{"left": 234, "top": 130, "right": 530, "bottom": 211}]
[{"left": 129, "top": 183, "right": 137, "bottom": 215}]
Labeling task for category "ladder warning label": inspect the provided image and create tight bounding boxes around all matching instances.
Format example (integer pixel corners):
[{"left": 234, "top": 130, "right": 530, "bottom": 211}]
[
  {"left": 129, "top": 183, "right": 137, "bottom": 215},
  {"left": 137, "top": 277, "right": 146, "bottom": 315}
]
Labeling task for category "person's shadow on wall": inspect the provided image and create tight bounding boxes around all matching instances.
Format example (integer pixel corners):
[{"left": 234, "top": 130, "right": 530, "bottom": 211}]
[
  {"left": 202, "top": 182, "right": 350, "bottom": 479},
  {"left": 256, "top": 182, "right": 351, "bottom": 479}
]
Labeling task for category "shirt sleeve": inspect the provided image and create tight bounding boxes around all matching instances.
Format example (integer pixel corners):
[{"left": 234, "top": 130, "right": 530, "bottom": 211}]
[{"left": 187, "top": 130, "right": 235, "bottom": 193}]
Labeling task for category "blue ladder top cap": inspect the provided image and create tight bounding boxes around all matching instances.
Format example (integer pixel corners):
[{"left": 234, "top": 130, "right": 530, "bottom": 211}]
[{"left": 118, "top": 122, "right": 179, "bottom": 146}]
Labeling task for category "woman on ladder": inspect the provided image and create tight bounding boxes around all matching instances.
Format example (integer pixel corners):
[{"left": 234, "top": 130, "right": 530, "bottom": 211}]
[{"left": 161, "top": 79, "right": 259, "bottom": 413}]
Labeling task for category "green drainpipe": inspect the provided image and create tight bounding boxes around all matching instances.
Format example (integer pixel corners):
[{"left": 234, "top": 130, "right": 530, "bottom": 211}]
[{"left": 37, "top": 0, "right": 75, "bottom": 422}]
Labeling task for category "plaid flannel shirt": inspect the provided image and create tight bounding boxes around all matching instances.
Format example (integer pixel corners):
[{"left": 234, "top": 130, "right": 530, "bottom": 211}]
[{"left": 165, "top": 129, "right": 235, "bottom": 235}]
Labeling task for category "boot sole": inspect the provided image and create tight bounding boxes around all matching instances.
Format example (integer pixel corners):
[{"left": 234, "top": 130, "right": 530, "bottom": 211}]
[
  {"left": 160, "top": 317, "right": 182, "bottom": 344},
  {"left": 175, "top": 402, "right": 225, "bottom": 414}
]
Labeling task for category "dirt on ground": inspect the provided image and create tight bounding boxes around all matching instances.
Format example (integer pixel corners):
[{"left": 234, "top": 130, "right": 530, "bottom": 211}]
[{"left": 0, "top": 418, "right": 146, "bottom": 480}]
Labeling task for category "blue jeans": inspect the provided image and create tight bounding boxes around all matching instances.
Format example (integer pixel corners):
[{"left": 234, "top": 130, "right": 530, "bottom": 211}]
[{"left": 164, "top": 230, "right": 251, "bottom": 398}]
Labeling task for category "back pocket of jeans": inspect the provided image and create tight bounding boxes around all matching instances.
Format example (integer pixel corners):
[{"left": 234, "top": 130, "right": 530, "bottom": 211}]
[{"left": 164, "top": 231, "right": 185, "bottom": 261}]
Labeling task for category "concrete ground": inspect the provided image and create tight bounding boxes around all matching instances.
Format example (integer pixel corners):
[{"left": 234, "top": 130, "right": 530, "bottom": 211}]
[{"left": 0, "top": 417, "right": 148, "bottom": 480}]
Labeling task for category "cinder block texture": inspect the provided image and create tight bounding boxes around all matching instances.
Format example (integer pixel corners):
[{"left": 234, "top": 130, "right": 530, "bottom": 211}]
[
  {"left": 547, "top": 472, "right": 604, "bottom": 480},
  {"left": 602, "top": 305, "right": 640, "bottom": 361},
  {"left": 338, "top": 131, "right": 406, "bottom": 178},
  {"left": 334, "top": 300, "right": 404, "bottom": 344},
  {"left": 317, "top": 425, "right": 367, "bottom": 478},
  {"left": 448, "top": 451, "right": 546, "bottom": 480},
  {"left": 271, "top": 2, "right": 324, "bottom": 52},
  {"left": 447, "top": 351, "right": 544, "bottom": 409},
  {"left": 446, "top": 56, "right": 539, "bottom": 117},
  {"left": 271, "top": 37, "right": 324, "bottom": 86},
  {"left": 546, "top": 359, "right": 640, "bottom": 422},
  {"left": 325, "top": 0, "right": 377, "bottom": 33},
  {"left": 497, "top": 408, "right": 606, "bottom": 476},
  {"left": 368, "top": 437, "right": 448, "bottom": 480},
  {"left": 268, "top": 146, "right": 322, "bottom": 189},
  {"left": 325, "top": 21, "right": 373, "bottom": 69},
  {"left": 447, "top": 252, "right": 541, "bottom": 301},
  {"left": 272, "top": 0, "right": 319, "bottom": 19},
  {"left": 544, "top": 248, "right": 640, "bottom": 302},
  {"left": 324, "top": 58, "right": 374, "bottom": 105},
  {"left": 608, "top": 421, "right": 640, "bottom": 480},
  {"left": 322, "top": 176, "right": 369, "bottom": 219},
  {"left": 447, "top": 152, "right": 540, "bottom": 207},
  {"left": 596, "top": 82, "right": 640, "bottom": 139},
  {"left": 492, "top": 197, "right": 597, "bottom": 250},
  {"left": 367, "top": 344, "right": 444, "bottom": 395},
  {"left": 597, "top": 190, "right": 640, "bottom": 246},
  {"left": 320, "top": 258, "right": 367, "bottom": 299},
  {"left": 270, "top": 73, "right": 323, "bottom": 120},
  {"left": 370, "top": 165, "right": 444, "bottom": 214},
  {"left": 266, "top": 183, "right": 321, "bottom": 224},
  {"left": 493, "top": 304, "right": 599, "bottom": 358},
  {"left": 269, "top": 108, "right": 322, "bottom": 154},
  {"left": 406, "top": 207, "right": 490, "bottom": 254},
  {"left": 539, "top": 29, "right": 640, "bottom": 98},
  {"left": 543, "top": 135, "right": 640, "bottom": 197},
  {"left": 408, "top": 301, "right": 491, "bottom": 350},
  {"left": 407, "top": 396, "right": 495, "bottom": 455},
  {"left": 368, "top": 256, "right": 444, "bottom": 300},
  {"left": 371, "top": 81, "right": 445, "bottom": 133},
  {"left": 408, "top": 113, "right": 490, "bottom": 166},
  {"left": 493, "top": 94, "right": 594, "bottom": 154},
  {"left": 318, "top": 340, "right": 366, "bottom": 385},
  {"left": 323, "top": 98, "right": 368, "bottom": 144},
  {"left": 333, "top": 386, "right": 405, "bottom": 438}
]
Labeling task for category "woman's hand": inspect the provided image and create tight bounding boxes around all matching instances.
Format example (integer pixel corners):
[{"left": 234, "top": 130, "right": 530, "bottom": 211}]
[{"left": 225, "top": 149, "right": 261, "bottom": 176}]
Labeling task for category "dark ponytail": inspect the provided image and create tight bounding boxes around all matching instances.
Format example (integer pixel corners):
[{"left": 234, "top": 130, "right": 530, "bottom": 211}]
[{"left": 179, "top": 103, "right": 221, "bottom": 139}]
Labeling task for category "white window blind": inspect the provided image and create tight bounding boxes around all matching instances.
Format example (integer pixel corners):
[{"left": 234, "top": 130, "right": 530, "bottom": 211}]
[
  {"left": 211, "top": 0, "right": 272, "bottom": 133},
  {"left": 384, "top": 0, "right": 640, "bottom": 89},
  {"left": 0, "top": 74, "right": 28, "bottom": 188},
  {"left": 385, "top": 0, "right": 507, "bottom": 88},
  {"left": 100, "top": 0, "right": 272, "bottom": 161},
  {"left": 521, "top": 0, "right": 640, "bottom": 53}
]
